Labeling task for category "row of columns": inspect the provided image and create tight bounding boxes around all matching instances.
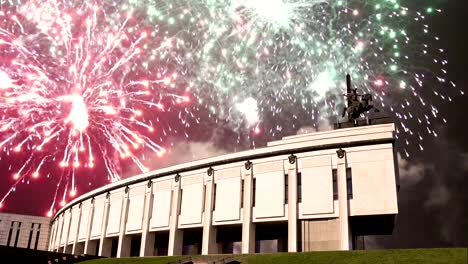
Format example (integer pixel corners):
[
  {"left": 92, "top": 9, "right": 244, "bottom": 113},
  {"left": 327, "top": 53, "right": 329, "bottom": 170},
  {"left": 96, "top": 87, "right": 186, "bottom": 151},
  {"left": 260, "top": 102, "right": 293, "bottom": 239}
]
[{"left": 49, "top": 152, "right": 351, "bottom": 256}]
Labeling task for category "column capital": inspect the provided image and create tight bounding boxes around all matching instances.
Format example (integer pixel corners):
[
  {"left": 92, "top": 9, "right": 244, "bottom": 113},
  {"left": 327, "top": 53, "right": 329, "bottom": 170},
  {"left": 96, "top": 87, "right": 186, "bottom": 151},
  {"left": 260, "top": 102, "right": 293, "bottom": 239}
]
[
  {"left": 174, "top": 173, "right": 181, "bottom": 183},
  {"left": 146, "top": 182, "right": 153, "bottom": 194},
  {"left": 207, "top": 167, "right": 214, "bottom": 177},
  {"left": 244, "top": 160, "right": 252, "bottom": 170},
  {"left": 336, "top": 148, "right": 347, "bottom": 165}
]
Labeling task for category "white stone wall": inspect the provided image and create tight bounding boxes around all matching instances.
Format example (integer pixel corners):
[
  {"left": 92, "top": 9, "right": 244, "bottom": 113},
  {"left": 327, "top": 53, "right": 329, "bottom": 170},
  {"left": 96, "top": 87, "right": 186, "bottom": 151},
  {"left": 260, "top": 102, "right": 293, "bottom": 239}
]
[
  {"left": 178, "top": 173, "right": 205, "bottom": 228},
  {"left": 126, "top": 184, "right": 146, "bottom": 234},
  {"left": 298, "top": 155, "right": 334, "bottom": 216},
  {"left": 149, "top": 180, "right": 172, "bottom": 231},
  {"left": 252, "top": 160, "right": 287, "bottom": 221},
  {"left": 347, "top": 144, "right": 398, "bottom": 216},
  {"left": 49, "top": 123, "right": 399, "bottom": 256},
  {"left": 0, "top": 212, "right": 51, "bottom": 251},
  {"left": 213, "top": 167, "right": 242, "bottom": 224}
]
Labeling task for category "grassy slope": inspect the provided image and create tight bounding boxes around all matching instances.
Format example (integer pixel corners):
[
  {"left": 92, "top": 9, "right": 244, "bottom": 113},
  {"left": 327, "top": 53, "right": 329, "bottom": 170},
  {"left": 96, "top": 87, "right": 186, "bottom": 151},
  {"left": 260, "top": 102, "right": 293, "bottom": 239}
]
[{"left": 79, "top": 248, "right": 467, "bottom": 264}]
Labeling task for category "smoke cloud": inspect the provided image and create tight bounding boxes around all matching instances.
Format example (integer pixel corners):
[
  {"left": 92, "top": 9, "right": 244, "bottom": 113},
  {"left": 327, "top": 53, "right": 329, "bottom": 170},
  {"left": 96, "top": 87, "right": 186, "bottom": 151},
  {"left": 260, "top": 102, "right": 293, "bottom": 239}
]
[
  {"left": 366, "top": 131, "right": 468, "bottom": 249},
  {"left": 121, "top": 124, "right": 243, "bottom": 178},
  {"left": 122, "top": 140, "right": 230, "bottom": 178},
  {"left": 397, "top": 153, "right": 427, "bottom": 186},
  {"left": 158, "top": 141, "right": 230, "bottom": 168},
  {"left": 296, "top": 119, "right": 333, "bottom": 135}
]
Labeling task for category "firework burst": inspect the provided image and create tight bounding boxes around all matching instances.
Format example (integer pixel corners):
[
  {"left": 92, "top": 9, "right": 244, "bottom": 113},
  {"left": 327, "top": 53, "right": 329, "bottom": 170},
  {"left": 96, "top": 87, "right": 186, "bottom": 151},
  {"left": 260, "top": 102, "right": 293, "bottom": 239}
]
[{"left": 0, "top": 0, "right": 190, "bottom": 214}]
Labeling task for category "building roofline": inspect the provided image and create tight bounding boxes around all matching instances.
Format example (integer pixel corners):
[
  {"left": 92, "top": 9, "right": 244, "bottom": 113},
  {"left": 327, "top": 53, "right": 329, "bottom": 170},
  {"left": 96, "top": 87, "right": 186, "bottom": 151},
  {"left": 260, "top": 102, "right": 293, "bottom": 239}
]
[{"left": 53, "top": 123, "right": 395, "bottom": 221}]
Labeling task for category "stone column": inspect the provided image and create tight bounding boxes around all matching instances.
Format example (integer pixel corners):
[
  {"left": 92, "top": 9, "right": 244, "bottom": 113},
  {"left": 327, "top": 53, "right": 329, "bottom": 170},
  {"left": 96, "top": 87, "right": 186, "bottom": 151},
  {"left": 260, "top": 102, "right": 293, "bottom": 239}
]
[
  {"left": 62, "top": 211, "right": 71, "bottom": 253},
  {"left": 71, "top": 206, "right": 82, "bottom": 254},
  {"left": 117, "top": 190, "right": 131, "bottom": 257},
  {"left": 53, "top": 216, "right": 63, "bottom": 252},
  {"left": 84, "top": 201, "right": 95, "bottom": 255},
  {"left": 140, "top": 181, "right": 156, "bottom": 256},
  {"left": 241, "top": 161, "right": 255, "bottom": 254},
  {"left": 49, "top": 221, "right": 58, "bottom": 251},
  {"left": 47, "top": 222, "right": 53, "bottom": 251},
  {"left": 202, "top": 168, "right": 217, "bottom": 255},
  {"left": 168, "top": 175, "right": 183, "bottom": 256},
  {"left": 337, "top": 150, "right": 350, "bottom": 250},
  {"left": 99, "top": 194, "right": 112, "bottom": 257},
  {"left": 49, "top": 219, "right": 58, "bottom": 251},
  {"left": 287, "top": 155, "right": 298, "bottom": 252}
]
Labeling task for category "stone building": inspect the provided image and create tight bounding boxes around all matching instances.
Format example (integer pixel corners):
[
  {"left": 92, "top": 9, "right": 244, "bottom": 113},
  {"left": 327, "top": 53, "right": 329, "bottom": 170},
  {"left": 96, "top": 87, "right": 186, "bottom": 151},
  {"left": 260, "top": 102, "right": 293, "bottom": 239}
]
[{"left": 48, "top": 122, "right": 399, "bottom": 257}]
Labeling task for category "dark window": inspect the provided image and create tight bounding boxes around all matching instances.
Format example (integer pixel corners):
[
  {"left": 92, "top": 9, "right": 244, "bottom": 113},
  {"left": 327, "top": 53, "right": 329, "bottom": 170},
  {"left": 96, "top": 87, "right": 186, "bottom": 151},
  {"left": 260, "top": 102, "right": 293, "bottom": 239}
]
[
  {"left": 95, "top": 240, "right": 100, "bottom": 256},
  {"left": 332, "top": 169, "right": 338, "bottom": 200},
  {"left": 34, "top": 224, "right": 41, "bottom": 250},
  {"left": 178, "top": 189, "right": 183, "bottom": 215},
  {"left": 27, "top": 223, "right": 34, "bottom": 249},
  {"left": 353, "top": 234, "right": 365, "bottom": 250},
  {"left": 130, "top": 236, "right": 141, "bottom": 257},
  {"left": 213, "top": 184, "right": 217, "bottom": 211},
  {"left": 297, "top": 172, "right": 302, "bottom": 203},
  {"left": 252, "top": 178, "right": 256, "bottom": 207},
  {"left": 241, "top": 179, "right": 244, "bottom": 208},
  {"left": 110, "top": 238, "right": 118, "bottom": 258},
  {"left": 346, "top": 168, "right": 353, "bottom": 199},
  {"left": 7, "top": 221, "right": 14, "bottom": 246},
  {"left": 14, "top": 222, "right": 21, "bottom": 247},
  {"left": 284, "top": 174, "right": 288, "bottom": 204}
]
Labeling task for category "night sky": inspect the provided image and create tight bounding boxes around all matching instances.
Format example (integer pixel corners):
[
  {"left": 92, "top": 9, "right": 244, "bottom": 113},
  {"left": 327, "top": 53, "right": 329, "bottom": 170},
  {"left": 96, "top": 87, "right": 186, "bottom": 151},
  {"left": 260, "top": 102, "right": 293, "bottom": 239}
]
[
  {"left": 0, "top": 0, "right": 467, "bottom": 250},
  {"left": 367, "top": 0, "right": 468, "bottom": 249}
]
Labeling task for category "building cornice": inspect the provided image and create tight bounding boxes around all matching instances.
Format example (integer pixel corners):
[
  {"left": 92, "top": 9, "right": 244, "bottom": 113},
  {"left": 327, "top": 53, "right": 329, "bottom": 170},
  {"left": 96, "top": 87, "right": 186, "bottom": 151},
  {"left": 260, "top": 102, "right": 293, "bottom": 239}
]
[{"left": 52, "top": 123, "right": 395, "bottom": 221}]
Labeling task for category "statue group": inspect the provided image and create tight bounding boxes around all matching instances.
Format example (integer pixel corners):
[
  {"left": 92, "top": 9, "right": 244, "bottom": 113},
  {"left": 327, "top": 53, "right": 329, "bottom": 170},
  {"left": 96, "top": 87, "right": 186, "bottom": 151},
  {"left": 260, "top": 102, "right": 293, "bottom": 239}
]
[{"left": 342, "top": 75, "right": 379, "bottom": 122}]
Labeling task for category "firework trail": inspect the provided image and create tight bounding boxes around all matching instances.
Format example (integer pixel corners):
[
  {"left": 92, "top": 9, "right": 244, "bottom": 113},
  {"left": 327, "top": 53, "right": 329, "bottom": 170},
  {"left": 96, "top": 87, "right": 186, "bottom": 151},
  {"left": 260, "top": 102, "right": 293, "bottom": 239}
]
[
  {"left": 0, "top": 0, "right": 461, "bottom": 215},
  {"left": 0, "top": 0, "right": 189, "bottom": 214}
]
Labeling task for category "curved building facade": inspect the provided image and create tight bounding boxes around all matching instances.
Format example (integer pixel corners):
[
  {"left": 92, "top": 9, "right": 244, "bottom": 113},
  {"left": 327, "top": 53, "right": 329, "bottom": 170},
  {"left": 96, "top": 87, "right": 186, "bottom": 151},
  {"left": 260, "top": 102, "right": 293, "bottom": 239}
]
[{"left": 48, "top": 122, "right": 399, "bottom": 257}]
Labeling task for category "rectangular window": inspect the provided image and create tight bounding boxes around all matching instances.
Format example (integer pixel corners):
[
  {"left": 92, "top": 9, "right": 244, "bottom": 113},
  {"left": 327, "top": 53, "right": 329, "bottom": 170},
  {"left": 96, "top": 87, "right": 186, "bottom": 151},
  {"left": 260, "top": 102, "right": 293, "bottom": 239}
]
[
  {"left": 7, "top": 222, "right": 14, "bottom": 246},
  {"left": 346, "top": 168, "right": 353, "bottom": 199},
  {"left": 252, "top": 178, "right": 256, "bottom": 207},
  {"left": 297, "top": 172, "right": 302, "bottom": 203},
  {"left": 241, "top": 179, "right": 244, "bottom": 208},
  {"left": 332, "top": 169, "right": 338, "bottom": 200},
  {"left": 213, "top": 184, "right": 217, "bottom": 211},
  {"left": 34, "top": 225, "right": 41, "bottom": 250},
  {"left": 95, "top": 240, "right": 100, "bottom": 256},
  {"left": 14, "top": 222, "right": 21, "bottom": 247},
  {"left": 284, "top": 174, "right": 288, "bottom": 204},
  {"left": 27, "top": 223, "right": 34, "bottom": 249}
]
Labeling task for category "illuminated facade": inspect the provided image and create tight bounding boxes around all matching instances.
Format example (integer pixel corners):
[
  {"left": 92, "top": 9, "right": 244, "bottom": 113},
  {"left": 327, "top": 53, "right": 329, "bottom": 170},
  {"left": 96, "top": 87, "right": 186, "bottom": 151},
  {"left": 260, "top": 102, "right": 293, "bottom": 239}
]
[{"left": 48, "top": 122, "right": 399, "bottom": 257}]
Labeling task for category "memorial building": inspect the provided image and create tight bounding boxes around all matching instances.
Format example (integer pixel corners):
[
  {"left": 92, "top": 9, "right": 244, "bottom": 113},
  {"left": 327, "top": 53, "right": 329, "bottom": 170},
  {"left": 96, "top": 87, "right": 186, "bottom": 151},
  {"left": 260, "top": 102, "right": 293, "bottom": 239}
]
[{"left": 48, "top": 121, "right": 399, "bottom": 257}]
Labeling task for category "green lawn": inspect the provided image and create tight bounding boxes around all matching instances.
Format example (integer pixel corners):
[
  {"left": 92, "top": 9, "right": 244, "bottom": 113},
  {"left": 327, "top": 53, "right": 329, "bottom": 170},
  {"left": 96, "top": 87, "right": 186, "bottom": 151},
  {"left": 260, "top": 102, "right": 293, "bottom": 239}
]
[{"left": 79, "top": 248, "right": 467, "bottom": 264}]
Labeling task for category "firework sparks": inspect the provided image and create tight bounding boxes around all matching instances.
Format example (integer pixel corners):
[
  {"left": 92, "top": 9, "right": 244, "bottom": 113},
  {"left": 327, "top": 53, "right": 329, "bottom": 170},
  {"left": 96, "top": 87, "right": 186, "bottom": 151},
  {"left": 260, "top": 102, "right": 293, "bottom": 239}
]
[
  {"left": 0, "top": 0, "right": 181, "bottom": 213},
  {"left": 0, "top": 0, "right": 461, "bottom": 215}
]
